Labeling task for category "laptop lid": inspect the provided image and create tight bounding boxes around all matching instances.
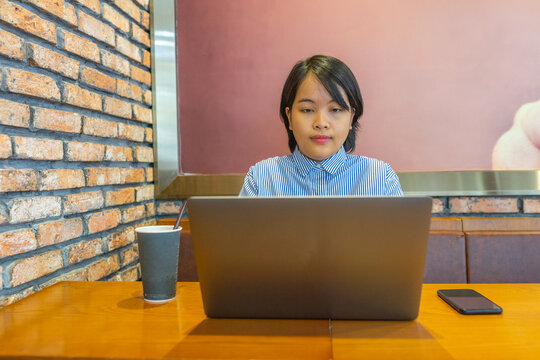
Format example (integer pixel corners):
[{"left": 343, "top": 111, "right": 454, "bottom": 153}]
[{"left": 187, "top": 196, "right": 432, "bottom": 320}]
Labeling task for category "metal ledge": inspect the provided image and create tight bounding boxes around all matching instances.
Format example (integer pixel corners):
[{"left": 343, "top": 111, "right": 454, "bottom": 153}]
[
  {"left": 399, "top": 170, "right": 540, "bottom": 196},
  {"left": 156, "top": 174, "right": 245, "bottom": 199},
  {"left": 151, "top": 0, "right": 180, "bottom": 195},
  {"left": 155, "top": 170, "right": 540, "bottom": 199}
]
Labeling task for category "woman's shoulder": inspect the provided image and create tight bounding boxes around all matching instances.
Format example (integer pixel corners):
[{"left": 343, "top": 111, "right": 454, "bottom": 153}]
[
  {"left": 345, "top": 153, "right": 393, "bottom": 169},
  {"left": 248, "top": 154, "right": 295, "bottom": 173}
]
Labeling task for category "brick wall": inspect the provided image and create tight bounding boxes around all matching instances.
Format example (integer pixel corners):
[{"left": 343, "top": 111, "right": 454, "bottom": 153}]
[
  {"left": 432, "top": 196, "right": 540, "bottom": 217},
  {"left": 0, "top": 0, "right": 153, "bottom": 307},
  {"left": 154, "top": 196, "right": 540, "bottom": 223}
]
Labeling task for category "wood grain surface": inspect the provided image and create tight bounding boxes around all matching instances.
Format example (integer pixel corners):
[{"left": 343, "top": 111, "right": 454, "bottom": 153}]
[
  {"left": 332, "top": 284, "right": 540, "bottom": 359},
  {"left": 0, "top": 282, "right": 331, "bottom": 359},
  {"left": 1, "top": 282, "right": 540, "bottom": 359}
]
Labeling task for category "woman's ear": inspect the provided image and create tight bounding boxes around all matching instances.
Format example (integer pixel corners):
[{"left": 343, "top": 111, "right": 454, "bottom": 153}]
[
  {"left": 349, "top": 108, "right": 355, "bottom": 129},
  {"left": 285, "top": 107, "right": 292, "bottom": 130}
]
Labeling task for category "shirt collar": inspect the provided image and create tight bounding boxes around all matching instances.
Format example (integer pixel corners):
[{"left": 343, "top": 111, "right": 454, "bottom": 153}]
[{"left": 292, "top": 147, "right": 347, "bottom": 177}]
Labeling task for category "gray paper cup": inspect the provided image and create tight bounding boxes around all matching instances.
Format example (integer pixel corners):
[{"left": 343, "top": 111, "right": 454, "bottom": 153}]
[{"left": 135, "top": 225, "right": 181, "bottom": 304}]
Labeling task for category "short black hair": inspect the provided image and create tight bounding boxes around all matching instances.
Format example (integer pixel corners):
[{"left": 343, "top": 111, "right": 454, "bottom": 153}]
[{"left": 280, "top": 55, "right": 364, "bottom": 153}]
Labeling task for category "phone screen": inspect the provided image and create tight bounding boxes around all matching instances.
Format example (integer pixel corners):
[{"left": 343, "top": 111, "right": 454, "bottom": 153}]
[{"left": 437, "top": 289, "right": 502, "bottom": 314}]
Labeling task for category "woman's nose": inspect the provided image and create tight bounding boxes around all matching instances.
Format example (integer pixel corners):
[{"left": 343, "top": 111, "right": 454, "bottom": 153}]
[{"left": 313, "top": 113, "right": 330, "bottom": 129}]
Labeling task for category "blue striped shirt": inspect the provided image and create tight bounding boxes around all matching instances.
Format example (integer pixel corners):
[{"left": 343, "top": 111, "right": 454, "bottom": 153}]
[{"left": 239, "top": 147, "right": 403, "bottom": 196}]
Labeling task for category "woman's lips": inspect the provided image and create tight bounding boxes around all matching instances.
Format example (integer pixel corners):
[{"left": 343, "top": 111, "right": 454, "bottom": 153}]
[{"left": 311, "top": 135, "right": 331, "bottom": 143}]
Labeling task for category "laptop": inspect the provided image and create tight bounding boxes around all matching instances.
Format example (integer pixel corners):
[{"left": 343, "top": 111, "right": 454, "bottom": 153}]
[{"left": 187, "top": 196, "right": 432, "bottom": 320}]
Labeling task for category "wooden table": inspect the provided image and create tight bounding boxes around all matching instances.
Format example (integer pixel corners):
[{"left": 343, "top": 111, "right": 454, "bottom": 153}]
[{"left": 1, "top": 282, "right": 539, "bottom": 359}]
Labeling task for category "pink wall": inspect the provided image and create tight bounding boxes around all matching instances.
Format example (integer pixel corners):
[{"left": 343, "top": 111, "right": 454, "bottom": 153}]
[{"left": 177, "top": 0, "right": 540, "bottom": 174}]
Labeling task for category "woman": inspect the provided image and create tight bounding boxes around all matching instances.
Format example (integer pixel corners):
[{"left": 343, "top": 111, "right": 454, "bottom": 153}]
[{"left": 240, "top": 55, "right": 403, "bottom": 196}]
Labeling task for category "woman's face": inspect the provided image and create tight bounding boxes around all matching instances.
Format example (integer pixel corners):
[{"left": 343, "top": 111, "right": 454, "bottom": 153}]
[{"left": 286, "top": 73, "right": 354, "bottom": 162}]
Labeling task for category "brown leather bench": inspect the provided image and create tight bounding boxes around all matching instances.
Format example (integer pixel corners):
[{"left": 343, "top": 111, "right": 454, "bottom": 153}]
[
  {"left": 424, "top": 218, "right": 466, "bottom": 283},
  {"left": 158, "top": 217, "right": 540, "bottom": 283},
  {"left": 463, "top": 218, "right": 540, "bottom": 283}
]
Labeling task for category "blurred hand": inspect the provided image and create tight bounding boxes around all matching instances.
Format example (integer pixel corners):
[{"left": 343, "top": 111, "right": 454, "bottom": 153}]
[{"left": 492, "top": 100, "right": 540, "bottom": 169}]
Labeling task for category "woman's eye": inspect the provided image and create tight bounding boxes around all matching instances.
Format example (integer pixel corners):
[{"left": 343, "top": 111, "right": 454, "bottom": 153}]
[
  {"left": 331, "top": 107, "right": 343, "bottom": 113},
  {"left": 300, "top": 108, "right": 314, "bottom": 113}
]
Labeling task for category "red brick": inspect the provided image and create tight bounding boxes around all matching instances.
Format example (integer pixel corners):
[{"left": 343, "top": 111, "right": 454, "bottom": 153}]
[
  {"left": 432, "top": 199, "right": 444, "bottom": 214},
  {"left": 0, "top": 0, "right": 56, "bottom": 43},
  {"left": 13, "top": 136, "right": 63, "bottom": 160},
  {"left": 134, "top": 0, "right": 149, "bottom": 9},
  {"left": 114, "top": 0, "right": 140, "bottom": 21},
  {"left": 6, "top": 68, "right": 60, "bottom": 101},
  {"left": 80, "top": 66, "right": 116, "bottom": 93},
  {"left": 86, "top": 209, "right": 121, "bottom": 234},
  {"left": 33, "top": 107, "right": 81, "bottom": 133},
  {"left": 136, "top": 185, "right": 154, "bottom": 202},
  {"left": 85, "top": 167, "right": 122, "bottom": 186},
  {"left": 63, "top": 83, "right": 102, "bottom": 111},
  {"left": 113, "top": 265, "right": 138, "bottom": 281},
  {"left": 132, "top": 104, "right": 152, "bottom": 124},
  {"left": 118, "top": 122, "right": 144, "bottom": 142},
  {"left": 130, "top": 65, "right": 151, "bottom": 86},
  {"left": 142, "top": 49, "right": 150, "bottom": 67},
  {"left": 73, "top": 0, "right": 100, "bottom": 14},
  {"left": 36, "top": 268, "right": 87, "bottom": 291},
  {"left": 105, "top": 188, "right": 135, "bottom": 206},
  {"left": 122, "top": 204, "right": 145, "bottom": 223},
  {"left": 120, "top": 244, "right": 139, "bottom": 266},
  {"left": 143, "top": 89, "right": 152, "bottom": 105},
  {"left": 103, "top": 3, "right": 130, "bottom": 33},
  {"left": 60, "top": 29, "right": 99, "bottom": 63},
  {"left": 27, "top": 0, "right": 77, "bottom": 26},
  {"left": 68, "top": 238, "right": 103, "bottom": 265},
  {"left": 0, "top": 135, "right": 12, "bottom": 159},
  {"left": 38, "top": 169, "right": 85, "bottom": 191},
  {"left": 0, "top": 287, "right": 34, "bottom": 307},
  {"left": 449, "top": 197, "right": 518, "bottom": 213},
  {"left": 141, "top": 10, "right": 150, "bottom": 30},
  {"left": 120, "top": 168, "right": 145, "bottom": 184},
  {"left": 0, "top": 99, "right": 30, "bottom": 128},
  {"left": 87, "top": 254, "right": 120, "bottom": 281},
  {"left": 131, "top": 23, "right": 150, "bottom": 47},
  {"left": 0, "top": 229, "right": 37, "bottom": 258},
  {"left": 63, "top": 191, "right": 104, "bottom": 215},
  {"left": 107, "top": 226, "right": 135, "bottom": 250},
  {"left": 100, "top": 49, "right": 130, "bottom": 75},
  {"left": 104, "top": 96, "right": 132, "bottom": 119},
  {"left": 0, "top": 28, "right": 24, "bottom": 60},
  {"left": 116, "top": 35, "right": 141, "bottom": 62},
  {"left": 8, "top": 196, "right": 61, "bottom": 224},
  {"left": 156, "top": 201, "right": 181, "bottom": 215},
  {"left": 0, "top": 169, "right": 37, "bottom": 192},
  {"left": 134, "top": 146, "right": 153, "bottom": 162},
  {"left": 28, "top": 43, "right": 79, "bottom": 80},
  {"left": 146, "top": 202, "right": 155, "bottom": 217},
  {"left": 82, "top": 116, "right": 118, "bottom": 138},
  {"left": 145, "top": 167, "right": 153, "bottom": 182},
  {"left": 66, "top": 141, "right": 105, "bottom": 162},
  {"left": 36, "top": 218, "right": 84, "bottom": 247},
  {"left": 78, "top": 11, "right": 115, "bottom": 46},
  {"left": 523, "top": 199, "right": 540, "bottom": 213},
  {"left": 105, "top": 145, "right": 133, "bottom": 161},
  {"left": 10, "top": 250, "right": 63, "bottom": 287},
  {"left": 144, "top": 128, "right": 153, "bottom": 143},
  {"left": 141, "top": 218, "right": 157, "bottom": 227},
  {"left": 116, "top": 79, "right": 142, "bottom": 101}
]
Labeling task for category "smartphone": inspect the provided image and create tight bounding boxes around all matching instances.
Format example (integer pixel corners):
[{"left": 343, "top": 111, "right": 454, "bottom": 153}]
[{"left": 437, "top": 289, "right": 502, "bottom": 315}]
